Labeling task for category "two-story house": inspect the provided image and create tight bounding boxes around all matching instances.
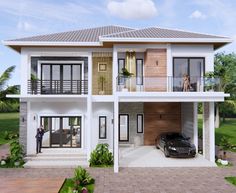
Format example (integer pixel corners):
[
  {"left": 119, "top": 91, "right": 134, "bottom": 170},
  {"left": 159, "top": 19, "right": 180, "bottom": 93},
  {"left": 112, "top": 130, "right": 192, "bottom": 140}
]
[{"left": 3, "top": 25, "right": 232, "bottom": 172}]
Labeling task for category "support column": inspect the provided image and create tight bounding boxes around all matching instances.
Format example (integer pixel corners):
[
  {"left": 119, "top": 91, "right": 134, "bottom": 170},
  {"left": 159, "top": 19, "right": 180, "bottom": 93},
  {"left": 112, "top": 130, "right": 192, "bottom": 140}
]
[
  {"left": 87, "top": 52, "right": 92, "bottom": 161},
  {"left": 112, "top": 46, "right": 118, "bottom": 94},
  {"left": 203, "top": 102, "right": 215, "bottom": 162},
  {"left": 114, "top": 96, "right": 119, "bottom": 173},
  {"left": 193, "top": 102, "right": 198, "bottom": 153}
]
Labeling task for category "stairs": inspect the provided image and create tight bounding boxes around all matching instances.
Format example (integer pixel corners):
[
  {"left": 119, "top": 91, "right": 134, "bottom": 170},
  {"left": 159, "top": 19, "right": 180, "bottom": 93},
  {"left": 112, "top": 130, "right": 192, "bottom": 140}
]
[{"left": 24, "top": 149, "right": 88, "bottom": 168}]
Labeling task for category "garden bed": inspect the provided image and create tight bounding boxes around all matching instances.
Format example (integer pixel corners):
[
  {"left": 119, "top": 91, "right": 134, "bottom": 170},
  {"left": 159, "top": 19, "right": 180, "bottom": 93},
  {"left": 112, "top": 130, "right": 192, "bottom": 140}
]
[{"left": 225, "top": 177, "right": 236, "bottom": 186}]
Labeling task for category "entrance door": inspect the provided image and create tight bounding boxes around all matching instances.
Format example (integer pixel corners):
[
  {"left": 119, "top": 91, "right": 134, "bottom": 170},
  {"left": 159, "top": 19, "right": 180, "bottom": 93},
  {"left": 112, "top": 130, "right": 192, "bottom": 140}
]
[{"left": 40, "top": 116, "right": 82, "bottom": 148}]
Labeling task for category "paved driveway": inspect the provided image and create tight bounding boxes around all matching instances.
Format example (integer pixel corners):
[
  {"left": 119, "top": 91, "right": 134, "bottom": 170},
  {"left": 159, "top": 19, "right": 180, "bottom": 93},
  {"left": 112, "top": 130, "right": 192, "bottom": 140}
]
[{"left": 0, "top": 148, "right": 236, "bottom": 193}]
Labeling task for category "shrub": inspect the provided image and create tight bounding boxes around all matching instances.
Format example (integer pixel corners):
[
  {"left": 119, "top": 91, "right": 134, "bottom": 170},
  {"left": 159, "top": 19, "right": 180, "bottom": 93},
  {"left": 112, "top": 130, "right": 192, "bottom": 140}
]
[
  {"left": 74, "top": 166, "right": 94, "bottom": 186},
  {"left": 220, "top": 136, "right": 232, "bottom": 150},
  {"left": 9, "top": 139, "right": 24, "bottom": 163},
  {"left": 89, "top": 143, "right": 113, "bottom": 167}
]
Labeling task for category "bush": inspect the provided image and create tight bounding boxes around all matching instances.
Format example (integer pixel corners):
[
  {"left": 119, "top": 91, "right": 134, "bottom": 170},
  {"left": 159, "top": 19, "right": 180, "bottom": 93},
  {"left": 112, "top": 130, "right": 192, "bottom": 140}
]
[
  {"left": 9, "top": 139, "right": 24, "bottom": 163},
  {"left": 89, "top": 143, "right": 113, "bottom": 167},
  {"left": 220, "top": 136, "right": 232, "bottom": 150},
  {"left": 74, "top": 166, "right": 94, "bottom": 186},
  {"left": 4, "top": 131, "right": 19, "bottom": 140}
]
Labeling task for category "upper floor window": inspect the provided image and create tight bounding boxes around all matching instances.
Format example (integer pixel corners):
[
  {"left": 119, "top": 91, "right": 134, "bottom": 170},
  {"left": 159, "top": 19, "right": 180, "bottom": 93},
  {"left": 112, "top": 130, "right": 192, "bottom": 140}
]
[{"left": 173, "top": 57, "right": 204, "bottom": 92}]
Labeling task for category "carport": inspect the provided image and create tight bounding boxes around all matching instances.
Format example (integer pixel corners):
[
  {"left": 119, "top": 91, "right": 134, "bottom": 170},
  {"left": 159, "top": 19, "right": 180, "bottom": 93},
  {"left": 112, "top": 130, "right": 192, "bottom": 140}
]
[{"left": 119, "top": 146, "right": 216, "bottom": 167}]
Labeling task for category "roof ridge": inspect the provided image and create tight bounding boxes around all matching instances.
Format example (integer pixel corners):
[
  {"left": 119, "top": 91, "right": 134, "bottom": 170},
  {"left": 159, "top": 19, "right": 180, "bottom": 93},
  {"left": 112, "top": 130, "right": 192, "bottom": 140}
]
[{"left": 101, "top": 27, "right": 139, "bottom": 38}]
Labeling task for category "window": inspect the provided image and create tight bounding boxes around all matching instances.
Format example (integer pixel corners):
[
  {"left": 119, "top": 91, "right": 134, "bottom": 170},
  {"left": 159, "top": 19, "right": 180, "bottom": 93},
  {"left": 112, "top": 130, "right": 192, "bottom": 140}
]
[
  {"left": 136, "top": 59, "right": 143, "bottom": 85},
  {"left": 173, "top": 57, "right": 204, "bottom": 91},
  {"left": 137, "top": 114, "right": 143, "bottom": 133},
  {"left": 118, "top": 59, "right": 125, "bottom": 85},
  {"left": 119, "top": 114, "right": 129, "bottom": 141},
  {"left": 99, "top": 116, "right": 107, "bottom": 139}
]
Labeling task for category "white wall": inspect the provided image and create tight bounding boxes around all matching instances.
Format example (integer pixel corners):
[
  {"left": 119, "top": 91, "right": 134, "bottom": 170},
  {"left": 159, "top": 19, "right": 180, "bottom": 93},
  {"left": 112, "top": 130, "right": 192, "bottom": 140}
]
[
  {"left": 91, "top": 102, "right": 114, "bottom": 152},
  {"left": 171, "top": 44, "right": 215, "bottom": 74},
  {"left": 27, "top": 101, "right": 87, "bottom": 155}
]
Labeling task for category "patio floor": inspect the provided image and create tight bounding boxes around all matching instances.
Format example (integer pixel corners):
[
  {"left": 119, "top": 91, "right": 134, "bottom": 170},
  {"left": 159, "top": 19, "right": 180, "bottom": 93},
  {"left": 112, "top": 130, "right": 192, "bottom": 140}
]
[{"left": 119, "top": 146, "right": 216, "bottom": 167}]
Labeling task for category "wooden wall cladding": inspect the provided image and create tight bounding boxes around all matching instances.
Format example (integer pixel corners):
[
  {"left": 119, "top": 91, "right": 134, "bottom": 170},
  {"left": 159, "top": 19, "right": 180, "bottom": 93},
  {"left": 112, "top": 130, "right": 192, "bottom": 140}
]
[
  {"left": 144, "top": 102, "right": 181, "bottom": 145},
  {"left": 144, "top": 49, "right": 167, "bottom": 92}
]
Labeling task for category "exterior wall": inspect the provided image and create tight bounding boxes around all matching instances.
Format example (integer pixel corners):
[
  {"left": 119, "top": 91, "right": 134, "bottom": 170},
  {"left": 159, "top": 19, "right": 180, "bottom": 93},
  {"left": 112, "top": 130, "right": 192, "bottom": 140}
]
[
  {"left": 19, "top": 102, "right": 27, "bottom": 153},
  {"left": 171, "top": 44, "right": 214, "bottom": 73},
  {"left": 143, "top": 102, "right": 181, "bottom": 145},
  {"left": 181, "top": 102, "right": 194, "bottom": 143},
  {"left": 91, "top": 102, "right": 114, "bottom": 151},
  {"left": 27, "top": 101, "right": 87, "bottom": 155},
  {"left": 92, "top": 53, "right": 113, "bottom": 95},
  {"left": 119, "top": 102, "right": 144, "bottom": 146},
  {"left": 144, "top": 49, "right": 167, "bottom": 91}
]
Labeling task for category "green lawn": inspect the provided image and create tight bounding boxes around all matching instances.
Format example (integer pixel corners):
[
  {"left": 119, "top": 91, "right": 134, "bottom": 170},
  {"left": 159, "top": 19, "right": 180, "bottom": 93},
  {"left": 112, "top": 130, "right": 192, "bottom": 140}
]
[
  {"left": 0, "top": 112, "right": 19, "bottom": 145},
  {"left": 198, "top": 114, "right": 236, "bottom": 146},
  {"left": 225, "top": 177, "right": 236, "bottom": 186}
]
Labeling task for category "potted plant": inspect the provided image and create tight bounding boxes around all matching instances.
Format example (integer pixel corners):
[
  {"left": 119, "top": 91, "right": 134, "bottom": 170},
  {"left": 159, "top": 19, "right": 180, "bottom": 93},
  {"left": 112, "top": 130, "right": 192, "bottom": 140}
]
[
  {"left": 119, "top": 68, "right": 133, "bottom": 92},
  {"left": 31, "top": 73, "right": 38, "bottom": 94},
  {"left": 218, "top": 136, "right": 232, "bottom": 165},
  {"left": 98, "top": 76, "right": 106, "bottom": 95}
]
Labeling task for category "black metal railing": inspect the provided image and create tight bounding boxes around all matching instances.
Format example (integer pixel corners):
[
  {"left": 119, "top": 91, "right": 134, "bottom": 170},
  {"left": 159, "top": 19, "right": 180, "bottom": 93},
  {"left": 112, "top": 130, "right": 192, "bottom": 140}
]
[
  {"left": 28, "top": 80, "right": 88, "bottom": 95},
  {"left": 116, "top": 76, "right": 221, "bottom": 92}
]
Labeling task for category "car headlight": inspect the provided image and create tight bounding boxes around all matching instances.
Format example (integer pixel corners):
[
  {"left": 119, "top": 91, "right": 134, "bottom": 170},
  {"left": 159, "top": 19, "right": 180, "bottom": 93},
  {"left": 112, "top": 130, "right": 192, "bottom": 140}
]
[{"left": 169, "top": 146, "right": 176, "bottom": 151}]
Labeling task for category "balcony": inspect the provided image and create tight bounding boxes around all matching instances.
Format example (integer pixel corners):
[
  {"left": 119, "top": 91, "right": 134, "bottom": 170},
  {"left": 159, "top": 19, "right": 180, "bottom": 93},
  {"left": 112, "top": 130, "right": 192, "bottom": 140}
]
[
  {"left": 116, "top": 76, "right": 221, "bottom": 92},
  {"left": 28, "top": 80, "right": 88, "bottom": 95}
]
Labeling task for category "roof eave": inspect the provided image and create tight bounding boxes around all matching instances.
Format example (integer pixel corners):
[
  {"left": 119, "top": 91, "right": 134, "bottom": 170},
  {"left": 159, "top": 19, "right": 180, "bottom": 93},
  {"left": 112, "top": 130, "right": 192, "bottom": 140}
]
[{"left": 99, "top": 37, "right": 233, "bottom": 43}]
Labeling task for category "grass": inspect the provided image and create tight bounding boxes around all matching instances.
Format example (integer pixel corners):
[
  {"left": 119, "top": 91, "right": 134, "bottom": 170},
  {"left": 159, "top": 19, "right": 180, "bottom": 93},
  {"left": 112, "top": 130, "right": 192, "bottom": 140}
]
[
  {"left": 0, "top": 112, "right": 19, "bottom": 145},
  {"left": 225, "top": 177, "right": 236, "bottom": 186},
  {"left": 198, "top": 115, "right": 236, "bottom": 147},
  {"left": 59, "top": 178, "right": 94, "bottom": 193}
]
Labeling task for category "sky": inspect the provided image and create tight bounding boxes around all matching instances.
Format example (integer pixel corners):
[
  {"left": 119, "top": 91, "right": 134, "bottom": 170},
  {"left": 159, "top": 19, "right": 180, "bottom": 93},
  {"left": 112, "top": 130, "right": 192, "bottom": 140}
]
[{"left": 0, "top": 0, "right": 236, "bottom": 86}]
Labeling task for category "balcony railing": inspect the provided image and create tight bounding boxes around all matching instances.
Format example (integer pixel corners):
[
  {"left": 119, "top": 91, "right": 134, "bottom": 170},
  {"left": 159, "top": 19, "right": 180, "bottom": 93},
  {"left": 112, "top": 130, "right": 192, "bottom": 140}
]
[
  {"left": 116, "top": 76, "right": 221, "bottom": 92},
  {"left": 28, "top": 80, "right": 88, "bottom": 95}
]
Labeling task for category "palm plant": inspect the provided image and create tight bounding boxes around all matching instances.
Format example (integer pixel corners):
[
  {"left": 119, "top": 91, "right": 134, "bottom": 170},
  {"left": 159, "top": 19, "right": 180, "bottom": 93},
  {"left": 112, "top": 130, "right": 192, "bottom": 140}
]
[{"left": 0, "top": 66, "right": 19, "bottom": 112}]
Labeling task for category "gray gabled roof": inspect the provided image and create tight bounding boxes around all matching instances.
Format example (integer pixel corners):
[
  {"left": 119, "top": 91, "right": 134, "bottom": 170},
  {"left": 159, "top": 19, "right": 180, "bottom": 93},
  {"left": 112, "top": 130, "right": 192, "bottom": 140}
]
[
  {"left": 101, "top": 27, "right": 227, "bottom": 39},
  {"left": 8, "top": 25, "right": 134, "bottom": 42}
]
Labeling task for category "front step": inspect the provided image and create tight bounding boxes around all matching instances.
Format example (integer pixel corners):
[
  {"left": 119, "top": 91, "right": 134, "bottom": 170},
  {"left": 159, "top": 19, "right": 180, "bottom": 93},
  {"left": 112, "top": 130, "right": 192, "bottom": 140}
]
[{"left": 24, "top": 150, "right": 88, "bottom": 168}]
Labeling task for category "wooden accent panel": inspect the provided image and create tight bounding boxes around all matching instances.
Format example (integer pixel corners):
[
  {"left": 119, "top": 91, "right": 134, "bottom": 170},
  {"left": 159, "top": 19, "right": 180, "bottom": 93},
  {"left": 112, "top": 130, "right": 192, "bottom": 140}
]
[
  {"left": 144, "top": 49, "right": 167, "bottom": 92},
  {"left": 144, "top": 102, "right": 181, "bottom": 145},
  {"left": 92, "top": 55, "right": 112, "bottom": 95}
]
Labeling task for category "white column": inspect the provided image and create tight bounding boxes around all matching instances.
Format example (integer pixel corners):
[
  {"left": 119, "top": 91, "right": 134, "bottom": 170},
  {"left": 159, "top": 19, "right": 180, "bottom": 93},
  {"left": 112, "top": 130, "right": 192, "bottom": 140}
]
[
  {"left": 203, "top": 102, "right": 215, "bottom": 162},
  {"left": 114, "top": 96, "right": 119, "bottom": 173},
  {"left": 112, "top": 46, "right": 118, "bottom": 94},
  {"left": 193, "top": 102, "right": 198, "bottom": 153},
  {"left": 86, "top": 52, "right": 92, "bottom": 161},
  {"left": 166, "top": 44, "right": 172, "bottom": 91},
  {"left": 20, "top": 49, "right": 29, "bottom": 95}
]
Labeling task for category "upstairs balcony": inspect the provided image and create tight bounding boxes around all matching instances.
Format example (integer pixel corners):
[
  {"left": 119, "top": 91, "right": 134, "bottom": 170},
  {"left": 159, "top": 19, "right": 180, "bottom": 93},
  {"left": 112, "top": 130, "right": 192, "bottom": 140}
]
[
  {"left": 116, "top": 76, "right": 221, "bottom": 92},
  {"left": 28, "top": 80, "right": 88, "bottom": 95}
]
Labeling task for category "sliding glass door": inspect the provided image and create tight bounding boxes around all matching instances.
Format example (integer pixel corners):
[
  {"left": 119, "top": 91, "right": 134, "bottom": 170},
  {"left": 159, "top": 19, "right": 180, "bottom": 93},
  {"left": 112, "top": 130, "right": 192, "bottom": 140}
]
[
  {"left": 173, "top": 57, "right": 204, "bottom": 91},
  {"left": 41, "top": 116, "right": 82, "bottom": 148},
  {"left": 41, "top": 64, "right": 82, "bottom": 94}
]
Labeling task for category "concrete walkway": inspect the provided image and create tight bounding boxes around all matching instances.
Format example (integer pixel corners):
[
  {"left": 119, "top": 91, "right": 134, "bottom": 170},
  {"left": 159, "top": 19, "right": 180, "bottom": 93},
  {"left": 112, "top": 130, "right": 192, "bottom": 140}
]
[{"left": 120, "top": 146, "right": 216, "bottom": 167}]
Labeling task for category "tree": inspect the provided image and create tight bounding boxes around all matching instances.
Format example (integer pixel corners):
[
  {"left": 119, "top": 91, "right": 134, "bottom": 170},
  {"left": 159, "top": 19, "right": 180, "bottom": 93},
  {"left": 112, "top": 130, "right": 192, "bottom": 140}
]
[
  {"left": 214, "top": 53, "right": 236, "bottom": 127},
  {"left": 0, "top": 66, "right": 19, "bottom": 112}
]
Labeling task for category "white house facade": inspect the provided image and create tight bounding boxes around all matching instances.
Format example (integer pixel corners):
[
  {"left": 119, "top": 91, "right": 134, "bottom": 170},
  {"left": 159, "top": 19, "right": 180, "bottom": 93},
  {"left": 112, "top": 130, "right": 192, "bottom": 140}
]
[{"left": 3, "top": 26, "right": 232, "bottom": 172}]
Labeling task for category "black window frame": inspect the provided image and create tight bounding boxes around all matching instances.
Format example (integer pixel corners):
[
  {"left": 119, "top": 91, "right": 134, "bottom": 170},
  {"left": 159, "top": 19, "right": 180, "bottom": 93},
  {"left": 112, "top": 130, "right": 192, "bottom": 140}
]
[
  {"left": 118, "top": 114, "right": 129, "bottom": 142},
  {"left": 99, "top": 116, "right": 107, "bottom": 139},
  {"left": 137, "top": 114, "right": 144, "bottom": 133},
  {"left": 136, "top": 59, "right": 144, "bottom": 85}
]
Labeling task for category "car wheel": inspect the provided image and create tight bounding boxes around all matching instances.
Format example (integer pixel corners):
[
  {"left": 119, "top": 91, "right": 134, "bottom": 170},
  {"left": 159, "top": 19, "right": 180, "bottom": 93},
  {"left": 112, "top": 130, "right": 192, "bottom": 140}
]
[{"left": 164, "top": 147, "right": 169, "bottom": 157}]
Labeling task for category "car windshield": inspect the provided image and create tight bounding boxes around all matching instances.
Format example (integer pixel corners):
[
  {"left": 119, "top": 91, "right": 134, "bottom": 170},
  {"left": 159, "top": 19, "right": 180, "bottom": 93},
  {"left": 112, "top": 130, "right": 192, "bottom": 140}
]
[{"left": 166, "top": 133, "right": 184, "bottom": 140}]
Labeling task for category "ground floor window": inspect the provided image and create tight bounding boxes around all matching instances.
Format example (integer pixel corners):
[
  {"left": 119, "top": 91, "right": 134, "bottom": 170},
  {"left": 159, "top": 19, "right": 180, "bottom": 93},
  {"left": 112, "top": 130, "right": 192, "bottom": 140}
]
[
  {"left": 40, "top": 116, "right": 82, "bottom": 148},
  {"left": 99, "top": 116, "right": 107, "bottom": 139},
  {"left": 119, "top": 114, "right": 129, "bottom": 142},
  {"left": 137, "top": 114, "right": 144, "bottom": 133}
]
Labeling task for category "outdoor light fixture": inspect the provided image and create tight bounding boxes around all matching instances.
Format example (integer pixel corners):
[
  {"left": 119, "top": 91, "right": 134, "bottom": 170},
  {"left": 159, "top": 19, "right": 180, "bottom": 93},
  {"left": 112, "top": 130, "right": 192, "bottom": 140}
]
[
  {"left": 156, "top": 60, "right": 159, "bottom": 66},
  {"left": 22, "top": 116, "right": 25, "bottom": 122}
]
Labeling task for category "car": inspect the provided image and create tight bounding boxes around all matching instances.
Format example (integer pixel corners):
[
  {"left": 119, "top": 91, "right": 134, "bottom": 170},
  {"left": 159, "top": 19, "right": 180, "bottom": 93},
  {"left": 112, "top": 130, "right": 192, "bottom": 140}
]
[{"left": 155, "top": 132, "right": 196, "bottom": 158}]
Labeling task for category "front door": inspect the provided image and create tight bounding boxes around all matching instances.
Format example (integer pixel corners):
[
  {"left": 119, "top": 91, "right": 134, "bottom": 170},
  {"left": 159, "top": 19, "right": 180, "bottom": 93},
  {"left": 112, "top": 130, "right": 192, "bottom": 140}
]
[{"left": 41, "top": 116, "right": 82, "bottom": 148}]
